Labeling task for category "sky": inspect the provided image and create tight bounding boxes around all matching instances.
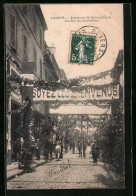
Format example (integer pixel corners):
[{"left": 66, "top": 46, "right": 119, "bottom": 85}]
[{"left": 41, "top": 4, "right": 123, "bottom": 79}]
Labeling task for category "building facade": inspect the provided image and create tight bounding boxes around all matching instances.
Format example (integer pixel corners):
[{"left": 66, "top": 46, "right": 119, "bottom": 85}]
[
  {"left": 43, "top": 41, "right": 66, "bottom": 82},
  {"left": 5, "top": 4, "right": 66, "bottom": 164}
]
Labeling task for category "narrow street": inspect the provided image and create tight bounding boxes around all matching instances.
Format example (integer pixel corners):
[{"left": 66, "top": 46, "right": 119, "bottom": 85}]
[{"left": 7, "top": 147, "right": 124, "bottom": 189}]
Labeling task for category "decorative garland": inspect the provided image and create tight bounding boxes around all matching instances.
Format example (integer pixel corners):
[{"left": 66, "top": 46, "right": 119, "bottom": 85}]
[
  {"left": 48, "top": 113, "right": 111, "bottom": 117},
  {"left": 7, "top": 104, "right": 34, "bottom": 115},
  {"left": 34, "top": 99, "right": 112, "bottom": 109},
  {"left": 7, "top": 73, "right": 117, "bottom": 92},
  {"left": 79, "top": 69, "right": 112, "bottom": 81},
  {"left": 48, "top": 113, "right": 110, "bottom": 131},
  {"left": 6, "top": 52, "right": 118, "bottom": 92},
  {"left": 7, "top": 97, "right": 111, "bottom": 115},
  {"left": 6, "top": 52, "right": 124, "bottom": 173},
  {"left": 6, "top": 52, "right": 120, "bottom": 113}
]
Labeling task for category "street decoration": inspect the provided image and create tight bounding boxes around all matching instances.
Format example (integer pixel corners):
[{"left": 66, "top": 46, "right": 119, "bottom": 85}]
[
  {"left": 6, "top": 52, "right": 124, "bottom": 175},
  {"left": 6, "top": 52, "right": 120, "bottom": 112},
  {"left": 6, "top": 52, "right": 119, "bottom": 93},
  {"left": 33, "top": 84, "right": 119, "bottom": 101},
  {"left": 12, "top": 97, "right": 35, "bottom": 172}
]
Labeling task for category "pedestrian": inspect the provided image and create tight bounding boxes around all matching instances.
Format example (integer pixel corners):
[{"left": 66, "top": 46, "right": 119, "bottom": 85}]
[
  {"left": 70, "top": 142, "right": 72, "bottom": 150},
  {"left": 36, "top": 139, "right": 40, "bottom": 160},
  {"left": 55, "top": 142, "right": 61, "bottom": 161},
  {"left": 64, "top": 139, "right": 68, "bottom": 153},
  {"left": 60, "top": 141, "right": 63, "bottom": 159},
  {"left": 48, "top": 139, "right": 53, "bottom": 160},
  {"left": 78, "top": 142, "right": 82, "bottom": 157},
  {"left": 91, "top": 142, "right": 99, "bottom": 164},
  {"left": 72, "top": 142, "right": 75, "bottom": 154},
  {"left": 83, "top": 141, "right": 86, "bottom": 157},
  {"left": 44, "top": 148, "right": 49, "bottom": 161},
  {"left": 44, "top": 138, "right": 49, "bottom": 161}
]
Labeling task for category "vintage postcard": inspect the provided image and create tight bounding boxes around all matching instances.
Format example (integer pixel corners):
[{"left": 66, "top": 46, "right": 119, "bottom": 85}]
[{"left": 5, "top": 4, "right": 127, "bottom": 190}]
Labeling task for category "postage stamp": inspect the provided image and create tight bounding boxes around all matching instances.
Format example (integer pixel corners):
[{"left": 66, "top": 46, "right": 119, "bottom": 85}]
[
  {"left": 70, "top": 26, "right": 107, "bottom": 65},
  {"left": 70, "top": 33, "right": 96, "bottom": 65}
]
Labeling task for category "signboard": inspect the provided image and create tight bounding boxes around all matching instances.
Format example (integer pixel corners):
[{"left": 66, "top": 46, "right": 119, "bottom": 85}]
[
  {"left": 50, "top": 105, "right": 111, "bottom": 115},
  {"left": 33, "top": 84, "right": 119, "bottom": 101}
]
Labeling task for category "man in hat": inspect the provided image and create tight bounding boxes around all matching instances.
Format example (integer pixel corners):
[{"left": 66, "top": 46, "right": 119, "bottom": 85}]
[{"left": 91, "top": 142, "right": 99, "bottom": 164}]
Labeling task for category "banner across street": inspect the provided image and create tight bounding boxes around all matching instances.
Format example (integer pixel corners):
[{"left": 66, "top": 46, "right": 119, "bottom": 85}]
[{"left": 33, "top": 84, "right": 119, "bottom": 101}]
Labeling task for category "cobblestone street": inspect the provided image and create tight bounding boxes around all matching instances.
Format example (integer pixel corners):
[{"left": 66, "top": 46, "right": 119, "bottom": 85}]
[{"left": 7, "top": 147, "right": 124, "bottom": 189}]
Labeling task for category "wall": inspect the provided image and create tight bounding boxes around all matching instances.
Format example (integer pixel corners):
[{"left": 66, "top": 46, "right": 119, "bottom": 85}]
[
  {"left": 5, "top": 4, "right": 48, "bottom": 164},
  {"left": 5, "top": 5, "right": 45, "bottom": 80}
]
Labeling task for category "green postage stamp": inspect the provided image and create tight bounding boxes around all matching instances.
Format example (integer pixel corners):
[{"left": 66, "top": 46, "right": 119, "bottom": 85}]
[{"left": 70, "top": 33, "right": 96, "bottom": 65}]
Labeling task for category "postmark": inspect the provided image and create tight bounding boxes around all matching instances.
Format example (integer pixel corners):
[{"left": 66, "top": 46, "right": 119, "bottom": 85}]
[{"left": 70, "top": 26, "right": 107, "bottom": 65}]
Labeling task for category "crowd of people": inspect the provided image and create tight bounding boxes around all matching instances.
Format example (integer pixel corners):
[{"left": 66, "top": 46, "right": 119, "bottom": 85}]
[{"left": 54, "top": 140, "right": 100, "bottom": 164}]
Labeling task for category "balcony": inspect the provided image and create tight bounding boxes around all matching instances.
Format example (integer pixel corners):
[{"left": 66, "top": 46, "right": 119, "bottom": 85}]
[
  {"left": 10, "top": 59, "right": 21, "bottom": 75},
  {"left": 11, "top": 90, "right": 22, "bottom": 103},
  {"left": 21, "top": 62, "right": 37, "bottom": 81}
]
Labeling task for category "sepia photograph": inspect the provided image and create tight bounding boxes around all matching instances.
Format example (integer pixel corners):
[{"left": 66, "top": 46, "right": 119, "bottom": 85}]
[{"left": 5, "top": 4, "right": 125, "bottom": 190}]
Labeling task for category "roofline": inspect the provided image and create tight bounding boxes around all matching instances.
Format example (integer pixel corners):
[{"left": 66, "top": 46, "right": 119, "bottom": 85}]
[{"left": 35, "top": 5, "right": 48, "bottom": 30}]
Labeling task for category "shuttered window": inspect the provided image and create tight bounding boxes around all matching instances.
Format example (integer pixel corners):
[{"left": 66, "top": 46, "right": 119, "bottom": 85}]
[
  {"left": 40, "top": 29, "right": 42, "bottom": 48},
  {"left": 40, "top": 58, "right": 42, "bottom": 79},
  {"left": 10, "top": 14, "right": 16, "bottom": 49},
  {"left": 23, "top": 35, "right": 27, "bottom": 61},
  {"left": 34, "top": 16, "right": 37, "bottom": 35},
  {"left": 33, "top": 47, "right": 37, "bottom": 71}
]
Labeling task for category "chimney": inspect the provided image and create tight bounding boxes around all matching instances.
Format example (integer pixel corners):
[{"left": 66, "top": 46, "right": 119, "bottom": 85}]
[{"left": 48, "top": 43, "right": 56, "bottom": 55}]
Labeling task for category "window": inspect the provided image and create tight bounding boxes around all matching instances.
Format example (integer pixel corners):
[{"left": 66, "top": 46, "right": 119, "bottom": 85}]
[
  {"left": 33, "top": 47, "right": 37, "bottom": 71},
  {"left": 40, "top": 58, "right": 42, "bottom": 79},
  {"left": 23, "top": 5, "right": 27, "bottom": 17},
  {"left": 34, "top": 16, "right": 37, "bottom": 35},
  {"left": 40, "top": 29, "right": 42, "bottom": 48},
  {"left": 22, "top": 35, "right": 27, "bottom": 61},
  {"left": 10, "top": 14, "right": 16, "bottom": 49}
]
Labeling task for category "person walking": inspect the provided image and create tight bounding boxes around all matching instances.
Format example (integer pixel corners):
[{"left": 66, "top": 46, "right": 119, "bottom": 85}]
[
  {"left": 91, "top": 142, "right": 99, "bottom": 164},
  {"left": 36, "top": 139, "right": 40, "bottom": 160},
  {"left": 64, "top": 139, "right": 68, "bottom": 153},
  {"left": 60, "top": 141, "right": 63, "bottom": 159},
  {"left": 83, "top": 141, "right": 86, "bottom": 157},
  {"left": 55, "top": 142, "right": 61, "bottom": 161},
  {"left": 44, "top": 138, "right": 49, "bottom": 161},
  {"left": 72, "top": 142, "right": 75, "bottom": 154},
  {"left": 78, "top": 142, "right": 82, "bottom": 157},
  {"left": 70, "top": 142, "right": 72, "bottom": 151},
  {"left": 49, "top": 139, "right": 53, "bottom": 160}
]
